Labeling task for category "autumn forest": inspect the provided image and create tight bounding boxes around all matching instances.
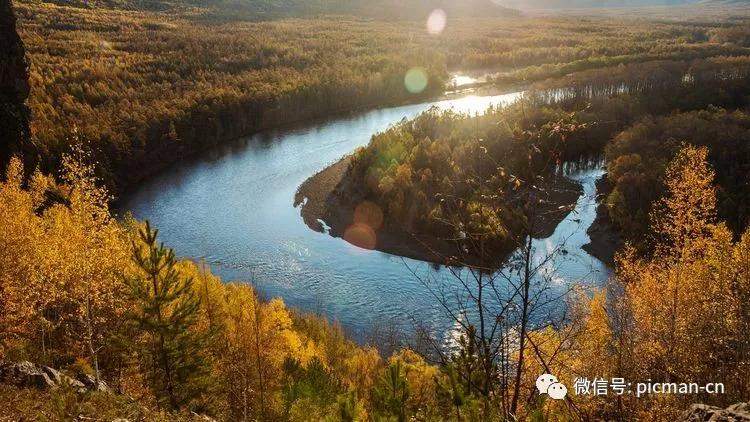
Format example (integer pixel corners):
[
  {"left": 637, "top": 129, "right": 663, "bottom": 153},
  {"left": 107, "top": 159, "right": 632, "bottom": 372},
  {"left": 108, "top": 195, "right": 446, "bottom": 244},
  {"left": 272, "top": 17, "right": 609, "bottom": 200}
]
[{"left": 2, "top": 0, "right": 750, "bottom": 420}]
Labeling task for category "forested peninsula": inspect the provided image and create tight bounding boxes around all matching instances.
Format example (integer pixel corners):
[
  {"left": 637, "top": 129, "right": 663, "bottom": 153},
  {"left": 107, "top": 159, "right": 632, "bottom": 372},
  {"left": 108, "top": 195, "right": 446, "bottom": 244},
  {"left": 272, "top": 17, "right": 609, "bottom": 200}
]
[{"left": 299, "top": 57, "right": 750, "bottom": 264}]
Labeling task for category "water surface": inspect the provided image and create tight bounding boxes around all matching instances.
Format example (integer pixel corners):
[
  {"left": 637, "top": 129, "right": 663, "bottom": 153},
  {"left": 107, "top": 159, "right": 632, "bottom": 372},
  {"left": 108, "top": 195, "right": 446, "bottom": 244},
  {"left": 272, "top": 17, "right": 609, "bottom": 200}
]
[{"left": 121, "top": 92, "right": 610, "bottom": 340}]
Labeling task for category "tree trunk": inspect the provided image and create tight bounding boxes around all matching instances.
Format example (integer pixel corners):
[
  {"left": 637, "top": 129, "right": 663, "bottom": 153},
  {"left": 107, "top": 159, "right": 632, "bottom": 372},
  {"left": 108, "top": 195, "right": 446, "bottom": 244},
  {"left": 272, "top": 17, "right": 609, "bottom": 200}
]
[
  {"left": 85, "top": 293, "right": 101, "bottom": 384},
  {"left": 510, "top": 233, "right": 533, "bottom": 416},
  {"left": 253, "top": 303, "right": 266, "bottom": 420}
]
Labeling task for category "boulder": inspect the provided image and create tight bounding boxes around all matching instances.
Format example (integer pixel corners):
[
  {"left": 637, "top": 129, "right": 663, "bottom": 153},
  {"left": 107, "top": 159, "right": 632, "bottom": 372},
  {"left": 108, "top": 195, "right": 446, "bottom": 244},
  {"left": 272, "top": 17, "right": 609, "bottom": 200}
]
[
  {"left": 0, "top": 361, "right": 99, "bottom": 394},
  {"left": 40, "top": 365, "right": 62, "bottom": 385},
  {"left": 681, "top": 402, "right": 750, "bottom": 421},
  {"left": 77, "top": 373, "right": 111, "bottom": 393},
  {"left": 0, "top": 361, "right": 56, "bottom": 390},
  {"left": 44, "top": 366, "right": 87, "bottom": 393}
]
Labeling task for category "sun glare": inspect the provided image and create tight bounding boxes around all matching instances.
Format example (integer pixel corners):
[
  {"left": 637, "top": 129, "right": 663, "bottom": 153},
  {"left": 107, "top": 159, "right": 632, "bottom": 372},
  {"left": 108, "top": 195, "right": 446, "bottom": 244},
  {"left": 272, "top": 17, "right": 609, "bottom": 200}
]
[{"left": 426, "top": 9, "right": 447, "bottom": 35}]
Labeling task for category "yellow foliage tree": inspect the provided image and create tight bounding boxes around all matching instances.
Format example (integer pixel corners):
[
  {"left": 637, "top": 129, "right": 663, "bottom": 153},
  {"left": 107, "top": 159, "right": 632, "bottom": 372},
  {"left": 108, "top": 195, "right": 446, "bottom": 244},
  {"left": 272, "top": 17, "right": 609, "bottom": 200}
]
[
  {"left": 389, "top": 349, "right": 441, "bottom": 418},
  {"left": 220, "top": 283, "right": 301, "bottom": 419},
  {"left": 0, "top": 155, "right": 129, "bottom": 379},
  {"left": 572, "top": 146, "right": 750, "bottom": 420},
  {"left": 651, "top": 145, "right": 716, "bottom": 256}
]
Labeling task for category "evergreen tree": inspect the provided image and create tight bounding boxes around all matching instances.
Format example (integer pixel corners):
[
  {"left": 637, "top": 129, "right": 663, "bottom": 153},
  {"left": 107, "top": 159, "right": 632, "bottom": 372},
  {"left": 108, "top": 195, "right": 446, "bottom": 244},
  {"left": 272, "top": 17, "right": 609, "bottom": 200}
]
[
  {"left": 374, "top": 361, "right": 410, "bottom": 421},
  {"left": 124, "top": 221, "right": 212, "bottom": 410}
]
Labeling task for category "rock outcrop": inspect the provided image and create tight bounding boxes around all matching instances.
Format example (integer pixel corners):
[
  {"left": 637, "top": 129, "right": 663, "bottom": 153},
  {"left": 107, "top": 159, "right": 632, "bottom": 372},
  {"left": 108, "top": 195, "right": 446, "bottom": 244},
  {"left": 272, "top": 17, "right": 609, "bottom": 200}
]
[
  {"left": 681, "top": 402, "right": 750, "bottom": 421},
  {"left": 0, "top": 361, "right": 110, "bottom": 394},
  {"left": 0, "top": 0, "right": 34, "bottom": 172}
]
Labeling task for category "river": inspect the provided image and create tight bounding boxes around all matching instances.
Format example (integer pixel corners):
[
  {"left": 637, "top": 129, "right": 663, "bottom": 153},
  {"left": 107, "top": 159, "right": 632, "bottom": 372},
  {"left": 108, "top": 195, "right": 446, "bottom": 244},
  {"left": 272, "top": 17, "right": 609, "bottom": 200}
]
[{"left": 120, "top": 92, "right": 611, "bottom": 342}]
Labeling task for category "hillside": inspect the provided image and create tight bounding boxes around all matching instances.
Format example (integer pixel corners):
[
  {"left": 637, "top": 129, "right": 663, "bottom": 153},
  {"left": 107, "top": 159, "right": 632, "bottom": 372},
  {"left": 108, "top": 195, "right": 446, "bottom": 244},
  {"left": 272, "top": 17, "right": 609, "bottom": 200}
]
[
  {"left": 39, "top": 0, "right": 518, "bottom": 19},
  {"left": 495, "top": 0, "right": 698, "bottom": 9},
  {"left": 698, "top": 0, "right": 750, "bottom": 5}
]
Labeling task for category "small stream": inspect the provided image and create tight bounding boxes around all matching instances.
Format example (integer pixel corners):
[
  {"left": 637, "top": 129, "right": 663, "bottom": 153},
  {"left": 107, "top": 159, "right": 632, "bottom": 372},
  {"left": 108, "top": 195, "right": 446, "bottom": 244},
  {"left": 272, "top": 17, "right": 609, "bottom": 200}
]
[{"left": 120, "top": 91, "right": 611, "bottom": 341}]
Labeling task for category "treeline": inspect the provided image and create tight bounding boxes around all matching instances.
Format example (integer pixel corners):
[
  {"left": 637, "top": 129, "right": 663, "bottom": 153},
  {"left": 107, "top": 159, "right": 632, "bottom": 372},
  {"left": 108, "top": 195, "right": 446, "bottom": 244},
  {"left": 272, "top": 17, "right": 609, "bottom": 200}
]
[
  {"left": 39, "top": 0, "right": 516, "bottom": 20},
  {"left": 493, "top": 42, "right": 750, "bottom": 87},
  {"left": 2, "top": 146, "right": 749, "bottom": 420},
  {"left": 529, "top": 55, "right": 750, "bottom": 105}
]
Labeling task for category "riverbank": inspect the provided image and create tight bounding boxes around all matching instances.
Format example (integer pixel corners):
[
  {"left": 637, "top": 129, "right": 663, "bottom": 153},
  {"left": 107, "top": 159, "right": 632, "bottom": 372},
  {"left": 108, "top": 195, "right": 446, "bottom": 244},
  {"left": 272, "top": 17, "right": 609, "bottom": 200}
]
[
  {"left": 115, "top": 81, "right": 526, "bottom": 204},
  {"left": 582, "top": 176, "right": 622, "bottom": 266},
  {"left": 295, "top": 153, "right": 584, "bottom": 266}
]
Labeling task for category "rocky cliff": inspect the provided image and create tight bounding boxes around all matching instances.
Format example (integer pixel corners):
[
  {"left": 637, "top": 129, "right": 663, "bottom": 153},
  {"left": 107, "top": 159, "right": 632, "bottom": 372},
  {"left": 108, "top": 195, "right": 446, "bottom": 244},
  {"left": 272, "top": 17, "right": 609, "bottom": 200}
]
[{"left": 0, "top": 0, "right": 33, "bottom": 173}]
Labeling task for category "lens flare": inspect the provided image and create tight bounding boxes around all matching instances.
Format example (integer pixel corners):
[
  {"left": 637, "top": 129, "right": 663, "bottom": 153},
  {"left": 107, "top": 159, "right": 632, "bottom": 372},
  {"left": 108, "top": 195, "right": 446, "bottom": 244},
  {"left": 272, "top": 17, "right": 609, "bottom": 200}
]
[
  {"left": 343, "top": 223, "right": 377, "bottom": 250},
  {"left": 404, "top": 67, "right": 428, "bottom": 94},
  {"left": 344, "top": 201, "right": 383, "bottom": 250},
  {"left": 353, "top": 201, "right": 383, "bottom": 230},
  {"left": 426, "top": 9, "right": 447, "bottom": 35}
]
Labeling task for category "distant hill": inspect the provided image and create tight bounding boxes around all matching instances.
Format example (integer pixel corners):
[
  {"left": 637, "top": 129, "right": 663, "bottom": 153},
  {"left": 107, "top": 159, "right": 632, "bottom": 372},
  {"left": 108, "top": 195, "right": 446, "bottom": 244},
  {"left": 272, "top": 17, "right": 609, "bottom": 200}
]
[
  {"left": 45, "top": 0, "right": 519, "bottom": 19},
  {"left": 338, "top": 0, "right": 519, "bottom": 19},
  {"left": 697, "top": 0, "right": 750, "bottom": 5},
  {"left": 493, "top": 0, "right": 699, "bottom": 10}
]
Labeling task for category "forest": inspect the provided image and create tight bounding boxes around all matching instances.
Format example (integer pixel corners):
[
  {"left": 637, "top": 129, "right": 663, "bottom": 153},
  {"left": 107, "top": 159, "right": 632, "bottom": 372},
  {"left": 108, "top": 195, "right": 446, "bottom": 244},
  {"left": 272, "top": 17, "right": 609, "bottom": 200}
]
[
  {"left": 38, "top": 0, "right": 517, "bottom": 19},
  {"left": 3, "top": 0, "right": 750, "bottom": 420},
  {"left": 13, "top": 0, "right": 750, "bottom": 191}
]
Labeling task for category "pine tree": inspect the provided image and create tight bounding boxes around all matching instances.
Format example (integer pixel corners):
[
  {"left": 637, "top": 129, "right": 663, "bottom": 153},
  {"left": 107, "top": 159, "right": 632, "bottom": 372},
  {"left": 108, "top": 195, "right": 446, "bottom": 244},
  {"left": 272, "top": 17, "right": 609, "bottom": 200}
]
[
  {"left": 374, "top": 361, "right": 410, "bottom": 421},
  {"left": 124, "top": 221, "right": 211, "bottom": 410}
]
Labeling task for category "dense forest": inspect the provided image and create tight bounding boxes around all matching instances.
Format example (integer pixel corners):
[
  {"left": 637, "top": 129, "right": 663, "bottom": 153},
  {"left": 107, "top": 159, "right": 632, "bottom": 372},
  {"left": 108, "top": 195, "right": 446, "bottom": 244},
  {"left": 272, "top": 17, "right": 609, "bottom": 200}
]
[
  {"left": 605, "top": 108, "right": 750, "bottom": 242},
  {"left": 15, "top": 0, "right": 750, "bottom": 191},
  {"left": 16, "top": 1, "right": 449, "bottom": 189}
]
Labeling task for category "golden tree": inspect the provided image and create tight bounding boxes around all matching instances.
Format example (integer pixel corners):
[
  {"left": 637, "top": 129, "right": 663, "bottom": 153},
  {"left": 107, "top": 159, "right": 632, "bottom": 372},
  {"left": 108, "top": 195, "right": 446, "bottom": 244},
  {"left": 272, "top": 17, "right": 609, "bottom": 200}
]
[
  {"left": 573, "top": 146, "right": 750, "bottom": 419},
  {"left": 651, "top": 146, "right": 717, "bottom": 256},
  {"left": 0, "top": 154, "right": 129, "bottom": 376}
]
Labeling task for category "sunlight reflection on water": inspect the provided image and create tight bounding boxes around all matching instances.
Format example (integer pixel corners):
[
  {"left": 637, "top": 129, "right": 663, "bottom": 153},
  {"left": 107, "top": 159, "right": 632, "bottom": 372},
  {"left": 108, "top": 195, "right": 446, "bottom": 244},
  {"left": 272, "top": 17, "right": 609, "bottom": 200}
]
[{"left": 452, "top": 74, "right": 480, "bottom": 86}]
